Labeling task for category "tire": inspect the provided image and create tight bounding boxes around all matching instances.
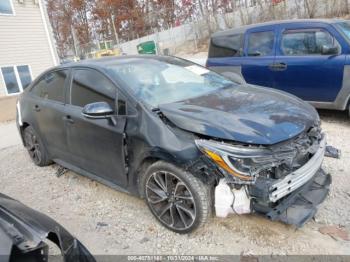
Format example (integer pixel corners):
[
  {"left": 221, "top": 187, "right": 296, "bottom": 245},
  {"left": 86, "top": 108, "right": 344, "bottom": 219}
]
[
  {"left": 140, "top": 161, "right": 211, "bottom": 234},
  {"left": 23, "top": 126, "right": 52, "bottom": 167}
]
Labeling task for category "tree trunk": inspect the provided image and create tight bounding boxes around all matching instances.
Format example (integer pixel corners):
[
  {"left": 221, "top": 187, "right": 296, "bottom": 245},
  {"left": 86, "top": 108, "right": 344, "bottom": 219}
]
[{"left": 344, "top": 0, "right": 349, "bottom": 14}]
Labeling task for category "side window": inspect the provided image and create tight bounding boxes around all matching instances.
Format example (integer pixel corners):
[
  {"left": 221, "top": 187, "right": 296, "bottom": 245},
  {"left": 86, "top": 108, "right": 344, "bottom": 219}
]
[
  {"left": 281, "top": 29, "right": 339, "bottom": 55},
  {"left": 31, "top": 70, "right": 68, "bottom": 103},
  {"left": 208, "top": 34, "right": 244, "bottom": 58},
  {"left": 70, "top": 69, "right": 115, "bottom": 108},
  {"left": 247, "top": 31, "right": 275, "bottom": 56}
]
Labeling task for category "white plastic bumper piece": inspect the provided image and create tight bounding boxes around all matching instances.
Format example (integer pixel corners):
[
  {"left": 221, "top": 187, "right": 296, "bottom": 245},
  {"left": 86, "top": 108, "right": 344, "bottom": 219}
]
[{"left": 215, "top": 179, "right": 251, "bottom": 218}]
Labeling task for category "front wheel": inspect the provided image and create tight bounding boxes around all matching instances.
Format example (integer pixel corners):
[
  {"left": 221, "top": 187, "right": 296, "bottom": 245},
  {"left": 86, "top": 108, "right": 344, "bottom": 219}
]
[{"left": 141, "top": 161, "right": 211, "bottom": 234}]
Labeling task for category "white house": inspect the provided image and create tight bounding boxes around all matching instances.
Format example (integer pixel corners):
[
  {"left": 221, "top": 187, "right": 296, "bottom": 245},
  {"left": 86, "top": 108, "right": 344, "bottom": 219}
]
[{"left": 0, "top": 0, "right": 58, "bottom": 120}]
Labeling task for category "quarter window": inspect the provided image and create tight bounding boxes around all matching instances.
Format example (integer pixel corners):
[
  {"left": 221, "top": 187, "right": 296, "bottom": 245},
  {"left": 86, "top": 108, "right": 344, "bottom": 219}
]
[
  {"left": 31, "top": 70, "right": 68, "bottom": 103},
  {"left": 1, "top": 65, "right": 32, "bottom": 95},
  {"left": 0, "top": 0, "right": 14, "bottom": 15},
  {"left": 247, "top": 31, "right": 275, "bottom": 56},
  {"left": 281, "top": 29, "right": 339, "bottom": 55},
  {"left": 70, "top": 69, "right": 115, "bottom": 108},
  {"left": 209, "top": 34, "right": 244, "bottom": 58}
]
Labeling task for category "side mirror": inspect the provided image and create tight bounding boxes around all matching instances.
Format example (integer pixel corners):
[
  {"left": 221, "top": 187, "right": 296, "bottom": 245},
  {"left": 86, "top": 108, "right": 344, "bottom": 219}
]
[
  {"left": 321, "top": 44, "right": 339, "bottom": 55},
  {"left": 82, "top": 102, "right": 114, "bottom": 119}
]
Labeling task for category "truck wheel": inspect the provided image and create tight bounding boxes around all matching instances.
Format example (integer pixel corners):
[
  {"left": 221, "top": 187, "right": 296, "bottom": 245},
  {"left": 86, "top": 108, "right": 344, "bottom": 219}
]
[
  {"left": 23, "top": 126, "right": 52, "bottom": 166},
  {"left": 140, "top": 161, "right": 211, "bottom": 234}
]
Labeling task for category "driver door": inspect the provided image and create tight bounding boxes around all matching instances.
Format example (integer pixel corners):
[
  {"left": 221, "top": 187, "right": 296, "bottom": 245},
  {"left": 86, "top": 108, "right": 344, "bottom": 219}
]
[{"left": 65, "top": 68, "right": 127, "bottom": 187}]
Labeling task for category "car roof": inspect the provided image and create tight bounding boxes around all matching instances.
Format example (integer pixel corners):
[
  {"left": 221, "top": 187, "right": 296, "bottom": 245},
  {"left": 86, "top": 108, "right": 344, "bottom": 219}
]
[
  {"left": 56, "top": 55, "right": 183, "bottom": 71},
  {"left": 211, "top": 19, "right": 347, "bottom": 37}
]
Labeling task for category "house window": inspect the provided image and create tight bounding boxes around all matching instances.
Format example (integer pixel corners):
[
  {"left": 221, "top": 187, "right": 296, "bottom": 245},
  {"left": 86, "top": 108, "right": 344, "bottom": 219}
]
[
  {"left": 1, "top": 65, "right": 32, "bottom": 95},
  {"left": 0, "top": 0, "right": 14, "bottom": 15}
]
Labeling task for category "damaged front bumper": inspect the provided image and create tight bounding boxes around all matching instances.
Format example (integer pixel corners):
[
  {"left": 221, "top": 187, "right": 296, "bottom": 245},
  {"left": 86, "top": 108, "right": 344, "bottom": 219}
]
[
  {"left": 269, "top": 136, "right": 326, "bottom": 202},
  {"left": 254, "top": 169, "right": 331, "bottom": 227},
  {"left": 214, "top": 136, "right": 331, "bottom": 227},
  {"left": 215, "top": 169, "right": 331, "bottom": 227}
]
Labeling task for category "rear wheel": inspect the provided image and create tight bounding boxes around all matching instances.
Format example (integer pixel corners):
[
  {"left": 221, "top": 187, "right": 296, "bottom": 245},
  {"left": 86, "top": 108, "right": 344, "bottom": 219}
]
[
  {"left": 23, "top": 126, "right": 51, "bottom": 166},
  {"left": 141, "top": 161, "right": 211, "bottom": 234}
]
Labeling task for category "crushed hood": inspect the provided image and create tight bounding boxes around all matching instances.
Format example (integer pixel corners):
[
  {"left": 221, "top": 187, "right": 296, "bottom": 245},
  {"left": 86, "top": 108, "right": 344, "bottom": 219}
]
[{"left": 159, "top": 85, "right": 319, "bottom": 145}]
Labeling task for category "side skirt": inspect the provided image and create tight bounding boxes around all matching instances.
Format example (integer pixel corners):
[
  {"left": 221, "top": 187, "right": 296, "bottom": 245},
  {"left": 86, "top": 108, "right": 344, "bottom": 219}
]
[{"left": 53, "top": 158, "right": 131, "bottom": 195}]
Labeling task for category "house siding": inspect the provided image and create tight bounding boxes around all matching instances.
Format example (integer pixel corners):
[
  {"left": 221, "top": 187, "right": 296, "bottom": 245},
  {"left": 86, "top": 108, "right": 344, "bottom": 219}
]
[{"left": 0, "top": 0, "right": 57, "bottom": 97}]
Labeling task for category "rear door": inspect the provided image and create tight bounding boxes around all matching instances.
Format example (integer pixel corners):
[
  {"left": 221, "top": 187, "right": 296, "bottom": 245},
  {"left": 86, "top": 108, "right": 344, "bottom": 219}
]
[
  {"left": 65, "top": 68, "right": 128, "bottom": 187},
  {"left": 241, "top": 26, "right": 277, "bottom": 87},
  {"left": 273, "top": 24, "right": 345, "bottom": 101},
  {"left": 28, "top": 69, "right": 70, "bottom": 160}
]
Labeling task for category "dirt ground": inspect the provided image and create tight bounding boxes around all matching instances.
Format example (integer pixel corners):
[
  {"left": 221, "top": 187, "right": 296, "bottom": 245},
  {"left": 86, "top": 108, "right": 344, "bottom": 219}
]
[{"left": 0, "top": 110, "right": 349, "bottom": 256}]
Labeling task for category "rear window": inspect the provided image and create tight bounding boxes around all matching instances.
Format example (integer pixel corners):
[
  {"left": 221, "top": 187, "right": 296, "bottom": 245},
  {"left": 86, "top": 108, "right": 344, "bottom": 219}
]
[{"left": 208, "top": 34, "right": 244, "bottom": 58}]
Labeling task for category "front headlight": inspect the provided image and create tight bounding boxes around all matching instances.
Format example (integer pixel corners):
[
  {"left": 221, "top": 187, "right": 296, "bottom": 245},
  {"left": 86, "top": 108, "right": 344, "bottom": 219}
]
[{"left": 195, "top": 139, "right": 274, "bottom": 182}]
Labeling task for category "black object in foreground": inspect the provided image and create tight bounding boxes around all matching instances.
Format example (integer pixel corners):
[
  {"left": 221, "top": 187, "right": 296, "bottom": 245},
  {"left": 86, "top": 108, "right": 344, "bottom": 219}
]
[
  {"left": 325, "top": 145, "right": 341, "bottom": 159},
  {"left": 0, "top": 193, "right": 95, "bottom": 262}
]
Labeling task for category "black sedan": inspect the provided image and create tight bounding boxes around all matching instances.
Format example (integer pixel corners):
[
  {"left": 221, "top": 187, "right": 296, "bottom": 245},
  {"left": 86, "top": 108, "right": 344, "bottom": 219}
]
[{"left": 16, "top": 56, "right": 331, "bottom": 233}]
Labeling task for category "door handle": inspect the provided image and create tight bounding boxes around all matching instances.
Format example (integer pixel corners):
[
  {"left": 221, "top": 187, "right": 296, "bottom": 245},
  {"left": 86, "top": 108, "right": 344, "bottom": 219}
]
[
  {"left": 63, "top": 115, "right": 74, "bottom": 124},
  {"left": 269, "top": 62, "right": 288, "bottom": 71},
  {"left": 34, "top": 105, "right": 40, "bottom": 112}
]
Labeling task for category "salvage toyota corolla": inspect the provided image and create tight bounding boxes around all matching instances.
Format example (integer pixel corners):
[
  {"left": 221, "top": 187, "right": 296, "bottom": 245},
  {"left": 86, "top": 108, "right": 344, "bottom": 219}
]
[{"left": 16, "top": 56, "right": 331, "bottom": 233}]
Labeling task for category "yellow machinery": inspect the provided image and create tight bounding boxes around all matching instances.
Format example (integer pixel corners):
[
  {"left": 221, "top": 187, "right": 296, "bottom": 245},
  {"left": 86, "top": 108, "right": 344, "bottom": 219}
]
[{"left": 87, "top": 40, "right": 122, "bottom": 59}]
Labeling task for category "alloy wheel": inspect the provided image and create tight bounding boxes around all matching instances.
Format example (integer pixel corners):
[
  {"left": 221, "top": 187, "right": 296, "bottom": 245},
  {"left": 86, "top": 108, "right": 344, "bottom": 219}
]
[
  {"left": 145, "top": 171, "right": 196, "bottom": 231},
  {"left": 24, "top": 131, "right": 42, "bottom": 165}
]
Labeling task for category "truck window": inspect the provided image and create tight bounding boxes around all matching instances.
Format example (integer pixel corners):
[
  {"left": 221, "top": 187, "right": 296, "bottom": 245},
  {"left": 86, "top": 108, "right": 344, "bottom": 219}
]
[
  {"left": 208, "top": 34, "right": 244, "bottom": 58},
  {"left": 247, "top": 31, "right": 275, "bottom": 56},
  {"left": 281, "top": 29, "right": 338, "bottom": 55}
]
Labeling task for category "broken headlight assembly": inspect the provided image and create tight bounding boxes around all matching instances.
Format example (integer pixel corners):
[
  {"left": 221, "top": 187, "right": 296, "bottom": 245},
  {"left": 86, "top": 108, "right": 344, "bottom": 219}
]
[{"left": 195, "top": 139, "right": 278, "bottom": 183}]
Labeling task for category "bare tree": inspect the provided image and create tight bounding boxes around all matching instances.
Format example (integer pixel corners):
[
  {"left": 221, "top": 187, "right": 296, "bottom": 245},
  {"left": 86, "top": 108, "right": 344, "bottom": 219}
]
[{"left": 303, "top": 0, "right": 318, "bottom": 18}]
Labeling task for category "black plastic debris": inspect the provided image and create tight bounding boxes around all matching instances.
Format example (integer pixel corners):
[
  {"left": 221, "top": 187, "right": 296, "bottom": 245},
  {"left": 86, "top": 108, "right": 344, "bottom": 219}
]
[
  {"left": 0, "top": 193, "right": 95, "bottom": 262},
  {"left": 56, "top": 166, "right": 68, "bottom": 177},
  {"left": 266, "top": 169, "right": 331, "bottom": 227},
  {"left": 325, "top": 145, "right": 341, "bottom": 159}
]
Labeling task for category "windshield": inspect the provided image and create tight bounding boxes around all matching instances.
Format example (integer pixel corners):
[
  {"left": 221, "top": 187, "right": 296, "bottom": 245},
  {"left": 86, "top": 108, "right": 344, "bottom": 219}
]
[
  {"left": 108, "top": 59, "right": 235, "bottom": 107},
  {"left": 335, "top": 21, "right": 350, "bottom": 41}
]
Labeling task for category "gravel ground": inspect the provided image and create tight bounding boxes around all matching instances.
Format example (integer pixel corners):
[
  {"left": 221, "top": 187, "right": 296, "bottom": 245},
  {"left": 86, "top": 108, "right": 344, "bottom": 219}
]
[{"left": 0, "top": 110, "right": 349, "bottom": 256}]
